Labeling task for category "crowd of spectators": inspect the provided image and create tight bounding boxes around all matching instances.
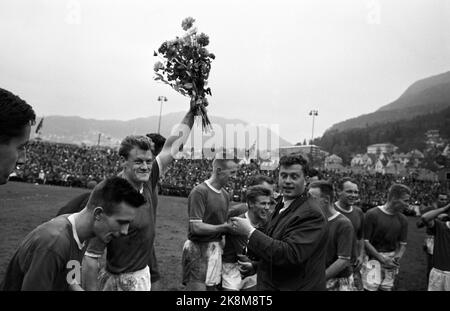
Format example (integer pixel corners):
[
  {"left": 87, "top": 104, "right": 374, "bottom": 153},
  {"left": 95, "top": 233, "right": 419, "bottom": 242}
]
[
  {"left": 11, "top": 140, "right": 119, "bottom": 188},
  {"left": 12, "top": 140, "right": 446, "bottom": 213},
  {"left": 316, "top": 170, "right": 443, "bottom": 213}
]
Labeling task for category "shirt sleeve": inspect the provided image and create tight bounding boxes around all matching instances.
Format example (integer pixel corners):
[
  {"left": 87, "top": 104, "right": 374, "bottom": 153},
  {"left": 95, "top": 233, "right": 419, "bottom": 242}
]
[
  {"left": 428, "top": 220, "right": 438, "bottom": 235},
  {"left": 363, "top": 210, "right": 375, "bottom": 241},
  {"left": 85, "top": 237, "right": 106, "bottom": 258},
  {"left": 188, "top": 187, "right": 207, "bottom": 221},
  {"left": 21, "top": 249, "right": 64, "bottom": 291},
  {"left": 357, "top": 208, "right": 364, "bottom": 240},
  {"left": 399, "top": 215, "right": 408, "bottom": 243},
  {"left": 150, "top": 156, "right": 161, "bottom": 189},
  {"left": 336, "top": 221, "right": 354, "bottom": 260},
  {"left": 149, "top": 247, "right": 160, "bottom": 283}
]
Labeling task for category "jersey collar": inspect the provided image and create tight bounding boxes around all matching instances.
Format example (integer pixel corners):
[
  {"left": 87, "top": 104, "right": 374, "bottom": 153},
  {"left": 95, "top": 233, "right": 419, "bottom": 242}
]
[
  {"left": 335, "top": 201, "right": 353, "bottom": 213},
  {"left": 205, "top": 180, "right": 222, "bottom": 194},
  {"left": 68, "top": 213, "right": 86, "bottom": 250}
]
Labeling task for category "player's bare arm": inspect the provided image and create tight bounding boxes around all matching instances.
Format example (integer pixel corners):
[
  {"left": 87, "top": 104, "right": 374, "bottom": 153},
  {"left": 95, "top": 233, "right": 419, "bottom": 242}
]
[
  {"left": 189, "top": 220, "right": 233, "bottom": 236},
  {"left": 421, "top": 203, "right": 450, "bottom": 228},
  {"left": 82, "top": 256, "right": 100, "bottom": 291},
  {"left": 157, "top": 110, "right": 195, "bottom": 171},
  {"left": 326, "top": 258, "right": 350, "bottom": 280}
]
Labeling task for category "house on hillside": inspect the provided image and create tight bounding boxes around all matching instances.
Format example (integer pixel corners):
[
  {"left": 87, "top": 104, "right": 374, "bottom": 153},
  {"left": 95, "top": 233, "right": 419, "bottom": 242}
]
[
  {"left": 391, "top": 153, "right": 410, "bottom": 166},
  {"left": 425, "top": 130, "right": 446, "bottom": 150},
  {"left": 407, "top": 149, "right": 424, "bottom": 167},
  {"left": 351, "top": 153, "right": 376, "bottom": 168},
  {"left": 385, "top": 157, "right": 408, "bottom": 176},
  {"left": 325, "top": 154, "right": 343, "bottom": 165},
  {"left": 374, "top": 157, "right": 390, "bottom": 174},
  {"left": 367, "top": 143, "right": 398, "bottom": 155},
  {"left": 325, "top": 154, "right": 344, "bottom": 171}
]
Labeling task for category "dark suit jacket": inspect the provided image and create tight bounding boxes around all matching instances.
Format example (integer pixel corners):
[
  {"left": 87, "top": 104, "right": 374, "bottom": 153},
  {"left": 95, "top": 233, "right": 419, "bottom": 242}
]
[{"left": 247, "top": 193, "right": 328, "bottom": 291}]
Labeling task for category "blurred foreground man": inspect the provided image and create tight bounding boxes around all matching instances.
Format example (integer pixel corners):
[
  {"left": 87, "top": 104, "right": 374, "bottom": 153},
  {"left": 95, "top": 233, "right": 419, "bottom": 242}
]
[
  {"left": 0, "top": 88, "right": 36, "bottom": 185},
  {"left": 232, "top": 154, "right": 328, "bottom": 290},
  {"left": 421, "top": 201, "right": 450, "bottom": 291},
  {"left": 416, "top": 192, "right": 449, "bottom": 280},
  {"left": 362, "top": 184, "right": 410, "bottom": 291},
  {"left": 1, "top": 177, "right": 145, "bottom": 291}
]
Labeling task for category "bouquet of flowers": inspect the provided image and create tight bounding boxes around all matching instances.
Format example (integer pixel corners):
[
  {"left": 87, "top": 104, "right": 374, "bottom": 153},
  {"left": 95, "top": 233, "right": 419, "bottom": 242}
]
[{"left": 154, "top": 17, "right": 214, "bottom": 131}]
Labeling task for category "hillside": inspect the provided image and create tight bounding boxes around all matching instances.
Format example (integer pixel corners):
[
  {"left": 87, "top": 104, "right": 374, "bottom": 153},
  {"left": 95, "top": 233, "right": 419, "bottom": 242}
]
[
  {"left": 315, "top": 106, "right": 450, "bottom": 164},
  {"left": 328, "top": 71, "right": 450, "bottom": 132}
]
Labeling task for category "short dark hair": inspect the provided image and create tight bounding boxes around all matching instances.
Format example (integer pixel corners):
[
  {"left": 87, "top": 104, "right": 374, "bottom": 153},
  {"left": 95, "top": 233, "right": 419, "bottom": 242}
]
[
  {"left": 246, "top": 185, "right": 272, "bottom": 205},
  {"left": 248, "top": 175, "right": 274, "bottom": 187},
  {"left": 87, "top": 177, "right": 146, "bottom": 215},
  {"left": 308, "top": 168, "right": 322, "bottom": 179},
  {"left": 387, "top": 184, "right": 411, "bottom": 202},
  {"left": 213, "top": 157, "right": 239, "bottom": 170},
  {"left": 279, "top": 153, "right": 309, "bottom": 176},
  {"left": 309, "top": 180, "right": 334, "bottom": 202},
  {"left": 0, "top": 88, "right": 36, "bottom": 144},
  {"left": 119, "top": 135, "right": 153, "bottom": 159},
  {"left": 336, "top": 177, "right": 358, "bottom": 191},
  {"left": 146, "top": 133, "right": 166, "bottom": 156}
]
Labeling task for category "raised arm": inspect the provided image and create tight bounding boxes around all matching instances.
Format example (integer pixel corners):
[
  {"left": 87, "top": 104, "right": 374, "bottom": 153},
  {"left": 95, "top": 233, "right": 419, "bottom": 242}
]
[
  {"left": 157, "top": 110, "right": 195, "bottom": 171},
  {"left": 421, "top": 203, "right": 450, "bottom": 228}
]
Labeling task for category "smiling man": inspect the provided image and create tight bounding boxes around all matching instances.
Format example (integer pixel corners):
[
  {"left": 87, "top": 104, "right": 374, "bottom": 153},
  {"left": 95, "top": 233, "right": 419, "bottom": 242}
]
[
  {"left": 231, "top": 153, "right": 328, "bottom": 290},
  {"left": 1, "top": 177, "right": 145, "bottom": 291},
  {"left": 221, "top": 185, "right": 272, "bottom": 291},
  {"left": 81, "top": 109, "right": 195, "bottom": 291},
  {"left": 0, "top": 88, "right": 36, "bottom": 185},
  {"left": 334, "top": 178, "right": 365, "bottom": 290}
]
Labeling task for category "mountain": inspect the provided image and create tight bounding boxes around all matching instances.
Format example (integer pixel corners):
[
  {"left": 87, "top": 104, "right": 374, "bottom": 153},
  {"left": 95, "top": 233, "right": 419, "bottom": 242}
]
[
  {"left": 32, "top": 112, "right": 292, "bottom": 148},
  {"left": 314, "top": 71, "right": 450, "bottom": 164},
  {"left": 328, "top": 71, "right": 450, "bottom": 132}
]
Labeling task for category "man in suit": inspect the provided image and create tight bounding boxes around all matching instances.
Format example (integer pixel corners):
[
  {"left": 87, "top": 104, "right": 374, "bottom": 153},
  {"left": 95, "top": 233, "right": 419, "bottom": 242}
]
[{"left": 231, "top": 153, "right": 328, "bottom": 290}]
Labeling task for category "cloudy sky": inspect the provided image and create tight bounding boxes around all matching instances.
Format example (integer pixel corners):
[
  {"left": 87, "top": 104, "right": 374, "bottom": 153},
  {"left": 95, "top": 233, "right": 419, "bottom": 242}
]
[{"left": 1, "top": 0, "right": 449, "bottom": 144}]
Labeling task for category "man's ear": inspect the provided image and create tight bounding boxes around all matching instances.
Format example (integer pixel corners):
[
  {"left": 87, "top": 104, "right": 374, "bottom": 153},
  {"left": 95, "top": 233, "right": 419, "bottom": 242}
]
[
  {"left": 119, "top": 156, "right": 127, "bottom": 168},
  {"left": 304, "top": 174, "right": 310, "bottom": 184},
  {"left": 247, "top": 202, "right": 253, "bottom": 211},
  {"left": 93, "top": 207, "right": 105, "bottom": 220},
  {"left": 216, "top": 167, "right": 222, "bottom": 175}
]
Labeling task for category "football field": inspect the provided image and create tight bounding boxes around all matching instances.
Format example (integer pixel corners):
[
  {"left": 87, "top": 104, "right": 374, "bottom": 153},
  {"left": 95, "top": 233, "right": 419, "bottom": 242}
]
[{"left": 0, "top": 182, "right": 428, "bottom": 291}]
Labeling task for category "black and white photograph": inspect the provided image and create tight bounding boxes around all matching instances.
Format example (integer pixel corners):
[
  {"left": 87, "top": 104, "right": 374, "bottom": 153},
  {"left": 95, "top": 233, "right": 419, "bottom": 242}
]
[{"left": 1, "top": 0, "right": 450, "bottom": 295}]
